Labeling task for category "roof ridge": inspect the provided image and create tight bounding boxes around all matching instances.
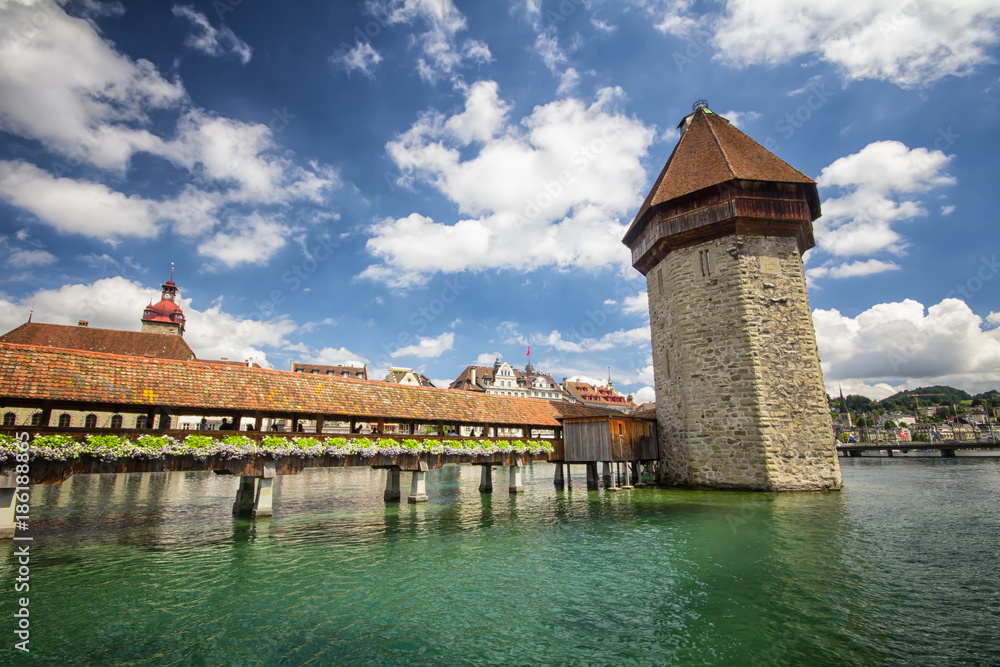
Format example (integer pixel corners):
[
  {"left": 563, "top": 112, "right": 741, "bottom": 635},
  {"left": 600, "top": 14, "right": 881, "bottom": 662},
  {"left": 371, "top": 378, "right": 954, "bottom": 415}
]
[{"left": 702, "top": 111, "right": 738, "bottom": 179}]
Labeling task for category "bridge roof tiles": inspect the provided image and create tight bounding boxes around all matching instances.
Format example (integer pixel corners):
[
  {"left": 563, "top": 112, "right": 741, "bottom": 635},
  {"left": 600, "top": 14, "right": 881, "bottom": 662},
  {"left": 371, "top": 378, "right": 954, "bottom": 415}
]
[{"left": 0, "top": 343, "right": 612, "bottom": 427}]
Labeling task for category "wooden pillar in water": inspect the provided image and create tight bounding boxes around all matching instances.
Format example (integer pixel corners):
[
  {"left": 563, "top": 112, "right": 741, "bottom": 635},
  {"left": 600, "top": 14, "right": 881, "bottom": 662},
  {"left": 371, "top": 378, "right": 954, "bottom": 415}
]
[
  {"left": 586, "top": 462, "right": 599, "bottom": 490},
  {"left": 602, "top": 461, "right": 612, "bottom": 485},
  {"left": 479, "top": 465, "right": 493, "bottom": 493},
  {"left": 607, "top": 462, "right": 620, "bottom": 492},
  {"left": 408, "top": 461, "right": 429, "bottom": 503},
  {"left": 232, "top": 463, "right": 276, "bottom": 518},
  {"left": 0, "top": 471, "right": 16, "bottom": 539},
  {"left": 553, "top": 462, "right": 564, "bottom": 487},
  {"left": 619, "top": 461, "right": 633, "bottom": 490},
  {"left": 384, "top": 468, "right": 401, "bottom": 502},
  {"left": 509, "top": 461, "right": 524, "bottom": 494}
]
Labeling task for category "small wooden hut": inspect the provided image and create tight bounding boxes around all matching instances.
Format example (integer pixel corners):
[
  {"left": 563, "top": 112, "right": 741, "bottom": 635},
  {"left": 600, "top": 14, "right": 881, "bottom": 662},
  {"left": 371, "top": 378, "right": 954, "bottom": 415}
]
[{"left": 561, "top": 414, "right": 658, "bottom": 463}]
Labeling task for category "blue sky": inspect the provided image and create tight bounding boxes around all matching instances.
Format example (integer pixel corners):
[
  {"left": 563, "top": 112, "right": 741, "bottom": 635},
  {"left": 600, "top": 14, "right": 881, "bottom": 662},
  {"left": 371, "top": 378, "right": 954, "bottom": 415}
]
[{"left": 1, "top": 0, "right": 999, "bottom": 401}]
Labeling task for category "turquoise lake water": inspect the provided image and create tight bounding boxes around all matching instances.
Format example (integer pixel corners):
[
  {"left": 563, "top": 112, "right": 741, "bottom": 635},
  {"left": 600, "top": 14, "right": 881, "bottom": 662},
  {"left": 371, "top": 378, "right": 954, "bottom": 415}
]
[{"left": 2, "top": 457, "right": 999, "bottom": 666}]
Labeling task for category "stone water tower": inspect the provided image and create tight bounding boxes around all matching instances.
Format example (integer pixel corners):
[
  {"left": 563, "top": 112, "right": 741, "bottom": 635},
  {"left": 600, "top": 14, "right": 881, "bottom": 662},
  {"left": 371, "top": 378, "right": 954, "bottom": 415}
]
[{"left": 622, "top": 102, "right": 841, "bottom": 491}]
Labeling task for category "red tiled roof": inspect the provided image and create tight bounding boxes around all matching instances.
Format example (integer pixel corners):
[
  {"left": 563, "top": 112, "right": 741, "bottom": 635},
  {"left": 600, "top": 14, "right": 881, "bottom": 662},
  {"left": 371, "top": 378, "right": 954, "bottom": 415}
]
[
  {"left": 626, "top": 107, "right": 815, "bottom": 240},
  {"left": 0, "top": 323, "right": 195, "bottom": 360},
  {"left": 562, "top": 381, "right": 632, "bottom": 407},
  {"left": 0, "top": 343, "right": 614, "bottom": 427}
]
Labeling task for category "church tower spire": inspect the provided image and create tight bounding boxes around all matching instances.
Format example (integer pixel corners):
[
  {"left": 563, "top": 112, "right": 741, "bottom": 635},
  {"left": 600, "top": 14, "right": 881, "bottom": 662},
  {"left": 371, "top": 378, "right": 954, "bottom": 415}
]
[
  {"left": 623, "top": 102, "right": 841, "bottom": 491},
  {"left": 141, "top": 266, "right": 186, "bottom": 336}
]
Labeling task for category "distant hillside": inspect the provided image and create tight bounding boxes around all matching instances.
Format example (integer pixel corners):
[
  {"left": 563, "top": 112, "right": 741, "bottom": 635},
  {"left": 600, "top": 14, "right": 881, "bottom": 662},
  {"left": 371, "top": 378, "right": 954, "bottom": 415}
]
[
  {"left": 975, "top": 389, "right": 1000, "bottom": 401},
  {"left": 880, "top": 385, "right": 973, "bottom": 409}
]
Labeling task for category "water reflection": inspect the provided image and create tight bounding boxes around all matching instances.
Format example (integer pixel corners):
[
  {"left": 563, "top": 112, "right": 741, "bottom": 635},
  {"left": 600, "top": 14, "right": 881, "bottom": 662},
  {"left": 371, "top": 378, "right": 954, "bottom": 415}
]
[{"left": 9, "top": 460, "right": 1000, "bottom": 665}]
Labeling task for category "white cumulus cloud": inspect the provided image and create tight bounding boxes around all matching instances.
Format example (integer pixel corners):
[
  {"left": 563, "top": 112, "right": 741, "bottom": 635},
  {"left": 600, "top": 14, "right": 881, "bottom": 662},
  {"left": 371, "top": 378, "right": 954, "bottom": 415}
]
[
  {"left": 813, "top": 298, "right": 1000, "bottom": 395},
  {"left": 363, "top": 83, "right": 655, "bottom": 287}
]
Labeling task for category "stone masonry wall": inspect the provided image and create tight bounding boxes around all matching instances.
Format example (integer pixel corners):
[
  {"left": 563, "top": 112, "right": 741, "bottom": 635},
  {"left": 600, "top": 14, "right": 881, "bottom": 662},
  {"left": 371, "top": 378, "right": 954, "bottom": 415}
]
[{"left": 646, "top": 235, "right": 842, "bottom": 491}]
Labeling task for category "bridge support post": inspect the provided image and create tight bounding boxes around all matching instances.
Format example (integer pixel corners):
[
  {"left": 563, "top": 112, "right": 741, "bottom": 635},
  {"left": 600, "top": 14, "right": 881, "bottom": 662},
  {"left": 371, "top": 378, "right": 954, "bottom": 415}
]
[
  {"left": 553, "top": 463, "right": 564, "bottom": 488},
  {"left": 479, "top": 465, "right": 493, "bottom": 493},
  {"left": 634, "top": 461, "right": 647, "bottom": 487},
  {"left": 0, "top": 472, "right": 15, "bottom": 539},
  {"left": 607, "top": 462, "right": 620, "bottom": 492},
  {"left": 232, "top": 462, "right": 276, "bottom": 518},
  {"left": 408, "top": 462, "right": 429, "bottom": 503},
  {"left": 585, "top": 462, "right": 598, "bottom": 490},
  {"left": 619, "top": 462, "right": 633, "bottom": 490},
  {"left": 885, "top": 448, "right": 894, "bottom": 457},
  {"left": 602, "top": 461, "right": 612, "bottom": 486},
  {"left": 941, "top": 449, "right": 956, "bottom": 458},
  {"left": 509, "top": 462, "right": 524, "bottom": 494},
  {"left": 384, "top": 468, "right": 401, "bottom": 502}
]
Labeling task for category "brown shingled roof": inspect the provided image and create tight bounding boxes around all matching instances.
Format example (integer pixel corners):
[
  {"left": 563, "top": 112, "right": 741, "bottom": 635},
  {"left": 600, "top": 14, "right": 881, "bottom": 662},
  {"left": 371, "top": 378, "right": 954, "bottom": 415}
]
[
  {"left": 0, "top": 343, "right": 611, "bottom": 427},
  {"left": 626, "top": 107, "right": 815, "bottom": 241},
  {"left": 0, "top": 322, "right": 195, "bottom": 360}
]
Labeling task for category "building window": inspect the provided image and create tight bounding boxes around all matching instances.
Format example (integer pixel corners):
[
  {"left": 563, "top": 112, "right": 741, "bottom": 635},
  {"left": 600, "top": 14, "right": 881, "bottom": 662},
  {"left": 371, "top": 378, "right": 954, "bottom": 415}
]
[
  {"left": 3, "top": 412, "right": 15, "bottom": 426},
  {"left": 85, "top": 414, "right": 97, "bottom": 428},
  {"left": 30, "top": 412, "right": 42, "bottom": 426},
  {"left": 110, "top": 414, "right": 123, "bottom": 429},
  {"left": 58, "top": 413, "right": 71, "bottom": 428},
  {"left": 699, "top": 249, "right": 712, "bottom": 277},
  {"left": 136, "top": 416, "right": 148, "bottom": 429},
  {"left": 159, "top": 414, "right": 171, "bottom": 430},
  {"left": 311, "top": 370, "right": 319, "bottom": 374}
]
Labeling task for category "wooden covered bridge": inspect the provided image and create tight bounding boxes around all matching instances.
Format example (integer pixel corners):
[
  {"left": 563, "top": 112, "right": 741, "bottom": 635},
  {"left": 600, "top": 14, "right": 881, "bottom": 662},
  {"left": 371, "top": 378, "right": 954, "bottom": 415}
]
[{"left": 0, "top": 342, "right": 658, "bottom": 533}]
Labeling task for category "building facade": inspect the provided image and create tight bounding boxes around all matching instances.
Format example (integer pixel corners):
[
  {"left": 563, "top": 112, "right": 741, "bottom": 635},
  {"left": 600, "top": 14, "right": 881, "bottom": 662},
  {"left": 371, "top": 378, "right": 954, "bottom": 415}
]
[{"left": 450, "top": 359, "right": 564, "bottom": 401}]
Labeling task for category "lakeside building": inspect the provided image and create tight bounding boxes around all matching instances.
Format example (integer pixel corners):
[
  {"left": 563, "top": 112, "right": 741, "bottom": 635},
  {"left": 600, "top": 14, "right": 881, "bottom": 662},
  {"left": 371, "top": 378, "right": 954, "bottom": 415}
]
[
  {"left": 291, "top": 361, "right": 369, "bottom": 380},
  {"left": 561, "top": 379, "right": 634, "bottom": 413},
  {"left": 449, "top": 358, "right": 565, "bottom": 401},
  {"left": 384, "top": 367, "right": 435, "bottom": 387}
]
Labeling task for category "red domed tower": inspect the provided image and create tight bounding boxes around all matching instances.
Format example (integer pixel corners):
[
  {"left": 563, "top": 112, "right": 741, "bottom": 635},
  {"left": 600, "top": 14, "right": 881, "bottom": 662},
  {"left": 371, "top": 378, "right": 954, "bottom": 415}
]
[{"left": 141, "top": 267, "right": 186, "bottom": 336}]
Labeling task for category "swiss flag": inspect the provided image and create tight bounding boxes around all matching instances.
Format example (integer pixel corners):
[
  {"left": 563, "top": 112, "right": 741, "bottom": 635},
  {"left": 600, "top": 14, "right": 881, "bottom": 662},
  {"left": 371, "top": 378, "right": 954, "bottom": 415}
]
[
  {"left": 526, "top": 346, "right": 530, "bottom": 357},
  {"left": 899, "top": 430, "right": 908, "bottom": 440}
]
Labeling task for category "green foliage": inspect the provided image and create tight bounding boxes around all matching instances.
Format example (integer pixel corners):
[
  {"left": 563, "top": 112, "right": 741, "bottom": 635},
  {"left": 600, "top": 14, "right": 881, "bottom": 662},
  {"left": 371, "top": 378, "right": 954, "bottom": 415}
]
[
  {"left": 353, "top": 437, "right": 372, "bottom": 449},
  {"left": 31, "top": 434, "right": 77, "bottom": 449},
  {"left": 375, "top": 438, "right": 396, "bottom": 448},
  {"left": 401, "top": 439, "right": 421, "bottom": 449},
  {"left": 884, "top": 420, "right": 897, "bottom": 430},
  {"left": 183, "top": 435, "right": 216, "bottom": 450},
  {"left": 136, "top": 435, "right": 170, "bottom": 449},
  {"left": 880, "top": 385, "right": 973, "bottom": 410},
  {"left": 260, "top": 436, "right": 287, "bottom": 448}
]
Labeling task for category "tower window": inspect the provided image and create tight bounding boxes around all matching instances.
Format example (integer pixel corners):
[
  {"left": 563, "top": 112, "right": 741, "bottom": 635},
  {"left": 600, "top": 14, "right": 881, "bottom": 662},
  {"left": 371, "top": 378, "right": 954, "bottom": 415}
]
[
  {"left": 58, "top": 413, "right": 71, "bottom": 428},
  {"left": 84, "top": 414, "right": 97, "bottom": 428},
  {"left": 3, "top": 412, "right": 15, "bottom": 426},
  {"left": 657, "top": 268, "right": 663, "bottom": 293},
  {"left": 699, "top": 249, "right": 712, "bottom": 277},
  {"left": 30, "top": 412, "right": 42, "bottom": 426},
  {"left": 111, "top": 415, "right": 123, "bottom": 429}
]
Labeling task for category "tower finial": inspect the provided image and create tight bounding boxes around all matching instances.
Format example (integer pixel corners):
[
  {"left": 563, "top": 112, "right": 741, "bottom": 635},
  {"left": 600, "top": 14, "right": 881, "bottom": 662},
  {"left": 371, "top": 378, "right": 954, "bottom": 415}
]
[
  {"left": 692, "top": 98, "right": 709, "bottom": 112},
  {"left": 170, "top": 262, "right": 175, "bottom": 280}
]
